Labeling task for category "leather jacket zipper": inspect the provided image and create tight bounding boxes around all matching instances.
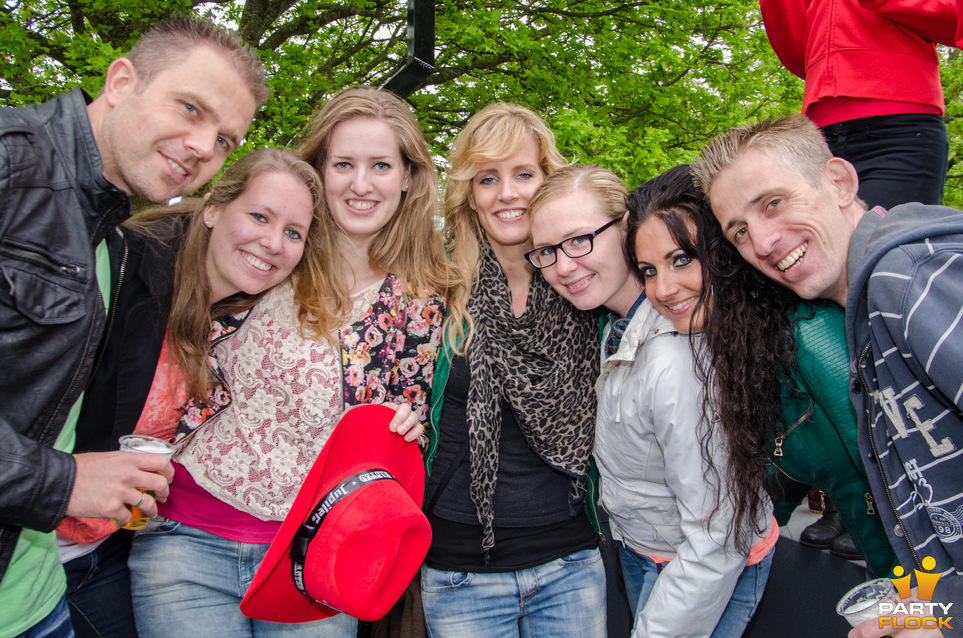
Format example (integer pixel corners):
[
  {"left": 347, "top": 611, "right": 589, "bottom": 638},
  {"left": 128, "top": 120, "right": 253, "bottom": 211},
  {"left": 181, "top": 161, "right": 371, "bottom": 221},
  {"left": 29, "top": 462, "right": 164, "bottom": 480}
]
[
  {"left": 86, "top": 230, "right": 128, "bottom": 390},
  {"left": 769, "top": 392, "right": 878, "bottom": 560},
  {"left": 773, "top": 408, "right": 811, "bottom": 457},
  {"left": 41, "top": 260, "right": 111, "bottom": 445},
  {"left": 28, "top": 196, "right": 129, "bottom": 443},
  {"left": 3, "top": 243, "right": 83, "bottom": 278},
  {"left": 770, "top": 459, "right": 878, "bottom": 575}
]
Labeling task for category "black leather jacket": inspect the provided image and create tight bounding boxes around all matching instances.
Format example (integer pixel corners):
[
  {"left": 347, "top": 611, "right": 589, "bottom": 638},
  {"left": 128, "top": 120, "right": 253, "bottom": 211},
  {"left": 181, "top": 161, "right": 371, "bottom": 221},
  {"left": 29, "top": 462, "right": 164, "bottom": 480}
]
[{"left": 0, "top": 88, "right": 131, "bottom": 579}]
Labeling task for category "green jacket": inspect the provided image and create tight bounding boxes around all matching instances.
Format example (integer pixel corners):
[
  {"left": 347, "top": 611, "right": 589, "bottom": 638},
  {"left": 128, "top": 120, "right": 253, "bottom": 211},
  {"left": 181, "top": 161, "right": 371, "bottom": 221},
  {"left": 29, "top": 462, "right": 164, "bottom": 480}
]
[
  {"left": 425, "top": 326, "right": 603, "bottom": 535},
  {"left": 769, "top": 301, "right": 896, "bottom": 577}
]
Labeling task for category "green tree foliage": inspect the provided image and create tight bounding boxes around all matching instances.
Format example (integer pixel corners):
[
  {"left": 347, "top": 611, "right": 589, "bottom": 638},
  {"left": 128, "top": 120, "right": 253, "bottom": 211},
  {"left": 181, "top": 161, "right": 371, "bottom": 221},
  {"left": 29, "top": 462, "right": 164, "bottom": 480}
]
[
  {"left": 9, "top": 0, "right": 955, "bottom": 202},
  {"left": 941, "top": 47, "right": 963, "bottom": 208},
  {"left": 1, "top": 0, "right": 803, "bottom": 188}
]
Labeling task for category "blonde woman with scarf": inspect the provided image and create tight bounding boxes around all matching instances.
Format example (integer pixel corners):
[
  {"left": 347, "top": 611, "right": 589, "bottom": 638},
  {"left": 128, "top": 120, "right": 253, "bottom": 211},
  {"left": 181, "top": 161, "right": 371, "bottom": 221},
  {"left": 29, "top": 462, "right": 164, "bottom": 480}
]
[{"left": 421, "top": 103, "right": 606, "bottom": 638}]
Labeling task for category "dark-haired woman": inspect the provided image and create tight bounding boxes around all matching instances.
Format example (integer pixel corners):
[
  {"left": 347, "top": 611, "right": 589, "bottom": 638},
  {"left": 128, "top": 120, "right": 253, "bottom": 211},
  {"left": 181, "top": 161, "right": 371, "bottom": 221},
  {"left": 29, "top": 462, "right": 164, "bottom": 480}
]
[{"left": 529, "top": 164, "right": 776, "bottom": 638}]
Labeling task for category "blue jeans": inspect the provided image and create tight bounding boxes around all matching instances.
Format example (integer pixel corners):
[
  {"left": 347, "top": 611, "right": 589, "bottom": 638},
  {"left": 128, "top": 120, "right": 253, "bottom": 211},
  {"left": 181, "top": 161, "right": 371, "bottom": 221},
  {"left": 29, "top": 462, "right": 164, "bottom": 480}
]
[
  {"left": 619, "top": 544, "right": 773, "bottom": 638},
  {"left": 128, "top": 519, "right": 357, "bottom": 638},
  {"left": 821, "top": 113, "right": 948, "bottom": 209},
  {"left": 64, "top": 531, "right": 136, "bottom": 638},
  {"left": 421, "top": 548, "right": 606, "bottom": 638},
  {"left": 16, "top": 594, "right": 75, "bottom": 638}
]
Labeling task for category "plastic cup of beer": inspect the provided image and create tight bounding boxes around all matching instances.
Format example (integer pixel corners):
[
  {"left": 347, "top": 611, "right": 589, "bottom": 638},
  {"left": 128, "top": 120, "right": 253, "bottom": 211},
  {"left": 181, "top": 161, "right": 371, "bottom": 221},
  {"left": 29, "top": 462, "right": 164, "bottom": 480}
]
[
  {"left": 836, "top": 578, "right": 898, "bottom": 628},
  {"left": 112, "top": 434, "right": 176, "bottom": 530}
]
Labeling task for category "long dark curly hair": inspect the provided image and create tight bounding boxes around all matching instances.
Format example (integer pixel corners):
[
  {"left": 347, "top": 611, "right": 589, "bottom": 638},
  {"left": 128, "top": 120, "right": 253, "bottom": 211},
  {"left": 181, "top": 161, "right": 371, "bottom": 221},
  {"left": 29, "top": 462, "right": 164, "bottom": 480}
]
[
  {"left": 626, "top": 165, "right": 757, "bottom": 549},
  {"left": 693, "top": 188, "right": 812, "bottom": 552}
]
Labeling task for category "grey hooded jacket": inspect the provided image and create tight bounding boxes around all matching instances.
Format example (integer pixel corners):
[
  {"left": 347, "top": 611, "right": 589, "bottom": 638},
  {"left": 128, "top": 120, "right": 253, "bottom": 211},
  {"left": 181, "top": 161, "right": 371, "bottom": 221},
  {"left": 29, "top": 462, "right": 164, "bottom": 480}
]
[{"left": 847, "top": 203, "right": 963, "bottom": 632}]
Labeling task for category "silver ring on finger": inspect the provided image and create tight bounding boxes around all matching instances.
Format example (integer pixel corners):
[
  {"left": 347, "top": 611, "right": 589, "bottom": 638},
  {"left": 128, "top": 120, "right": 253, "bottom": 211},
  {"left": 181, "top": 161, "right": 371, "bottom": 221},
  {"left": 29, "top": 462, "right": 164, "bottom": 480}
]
[{"left": 133, "top": 492, "right": 146, "bottom": 509}]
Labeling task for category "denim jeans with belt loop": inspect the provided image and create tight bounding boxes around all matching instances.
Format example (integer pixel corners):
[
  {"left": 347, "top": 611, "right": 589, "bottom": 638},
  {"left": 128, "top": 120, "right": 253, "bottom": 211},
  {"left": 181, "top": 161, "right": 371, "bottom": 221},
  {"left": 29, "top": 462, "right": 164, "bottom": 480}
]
[
  {"left": 129, "top": 518, "right": 358, "bottom": 638},
  {"left": 420, "top": 547, "right": 607, "bottom": 638}
]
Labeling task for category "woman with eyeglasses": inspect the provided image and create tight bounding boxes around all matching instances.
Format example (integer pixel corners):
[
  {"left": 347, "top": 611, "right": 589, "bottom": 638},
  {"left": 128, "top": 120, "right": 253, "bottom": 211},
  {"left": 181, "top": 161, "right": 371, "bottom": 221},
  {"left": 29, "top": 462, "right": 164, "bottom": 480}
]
[
  {"left": 529, "top": 164, "right": 776, "bottom": 638},
  {"left": 420, "top": 104, "right": 606, "bottom": 637}
]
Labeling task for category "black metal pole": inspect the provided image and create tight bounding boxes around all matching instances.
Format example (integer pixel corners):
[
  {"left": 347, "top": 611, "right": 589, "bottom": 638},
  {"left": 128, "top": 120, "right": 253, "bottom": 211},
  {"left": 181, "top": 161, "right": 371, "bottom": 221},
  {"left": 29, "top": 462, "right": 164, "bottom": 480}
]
[{"left": 381, "top": 0, "right": 435, "bottom": 98}]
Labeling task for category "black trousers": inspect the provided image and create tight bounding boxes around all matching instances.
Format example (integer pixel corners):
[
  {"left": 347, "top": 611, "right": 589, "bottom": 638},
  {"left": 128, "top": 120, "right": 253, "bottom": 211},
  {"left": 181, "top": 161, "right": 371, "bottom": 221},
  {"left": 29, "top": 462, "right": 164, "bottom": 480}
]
[{"left": 821, "top": 112, "right": 948, "bottom": 209}]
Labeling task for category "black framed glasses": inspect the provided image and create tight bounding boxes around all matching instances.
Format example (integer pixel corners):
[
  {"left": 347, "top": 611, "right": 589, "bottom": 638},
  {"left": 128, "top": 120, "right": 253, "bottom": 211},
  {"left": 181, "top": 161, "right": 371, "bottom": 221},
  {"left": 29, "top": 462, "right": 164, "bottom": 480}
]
[{"left": 525, "top": 218, "right": 620, "bottom": 269}]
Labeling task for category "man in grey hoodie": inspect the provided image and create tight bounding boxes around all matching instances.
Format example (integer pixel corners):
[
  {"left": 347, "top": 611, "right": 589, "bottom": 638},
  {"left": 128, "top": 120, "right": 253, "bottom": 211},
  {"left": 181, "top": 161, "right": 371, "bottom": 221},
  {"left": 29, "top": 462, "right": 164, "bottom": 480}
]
[{"left": 692, "top": 113, "right": 961, "bottom": 638}]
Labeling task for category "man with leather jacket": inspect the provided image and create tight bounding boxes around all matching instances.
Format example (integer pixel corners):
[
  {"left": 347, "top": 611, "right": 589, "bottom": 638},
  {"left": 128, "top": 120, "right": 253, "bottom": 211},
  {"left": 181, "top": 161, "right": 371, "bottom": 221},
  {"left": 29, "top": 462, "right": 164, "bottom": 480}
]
[{"left": 0, "top": 15, "right": 268, "bottom": 635}]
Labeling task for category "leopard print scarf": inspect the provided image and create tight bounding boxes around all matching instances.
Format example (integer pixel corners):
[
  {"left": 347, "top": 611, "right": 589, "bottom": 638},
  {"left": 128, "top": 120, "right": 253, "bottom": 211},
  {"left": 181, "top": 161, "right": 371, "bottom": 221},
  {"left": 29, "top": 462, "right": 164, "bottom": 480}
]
[{"left": 465, "top": 240, "right": 599, "bottom": 554}]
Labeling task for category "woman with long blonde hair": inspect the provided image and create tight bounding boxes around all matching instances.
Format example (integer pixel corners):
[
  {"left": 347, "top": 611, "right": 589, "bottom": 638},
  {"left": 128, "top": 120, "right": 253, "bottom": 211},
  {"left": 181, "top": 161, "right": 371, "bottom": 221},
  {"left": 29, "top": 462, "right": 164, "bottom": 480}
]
[
  {"left": 64, "top": 148, "right": 323, "bottom": 637},
  {"left": 420, "top": 104, "right": 606, "bottom": 637},
  {"left": 296, "top": 86, "right": 461, "bottom": 339},
  {"left": 128, "top": 88, "right": 446, "bottom": 637}
]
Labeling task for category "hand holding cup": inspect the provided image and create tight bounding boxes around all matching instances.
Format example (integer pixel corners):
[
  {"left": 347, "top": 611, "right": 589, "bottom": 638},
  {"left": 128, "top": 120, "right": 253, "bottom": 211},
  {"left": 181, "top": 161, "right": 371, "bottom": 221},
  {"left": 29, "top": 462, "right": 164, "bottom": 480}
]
[{"left": 67, "top": 435, "right": 175, "bottom": 527}]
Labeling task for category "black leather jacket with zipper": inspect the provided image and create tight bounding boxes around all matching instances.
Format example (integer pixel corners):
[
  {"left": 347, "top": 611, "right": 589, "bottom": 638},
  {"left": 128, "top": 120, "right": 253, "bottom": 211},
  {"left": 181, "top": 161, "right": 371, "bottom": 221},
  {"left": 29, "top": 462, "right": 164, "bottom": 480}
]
[{"left": 0, "top": 88, "right": 131, "bottom": 580}]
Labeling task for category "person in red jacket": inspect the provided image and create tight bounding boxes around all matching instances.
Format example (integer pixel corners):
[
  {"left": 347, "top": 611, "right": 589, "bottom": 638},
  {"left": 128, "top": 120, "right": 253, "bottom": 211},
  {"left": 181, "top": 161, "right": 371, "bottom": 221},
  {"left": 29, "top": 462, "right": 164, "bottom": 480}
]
[
  {"left": 760, "top": 0, "right": 957, "bottom": 209},
  {"left": 958, "top": 0, "right": 963, "bottom": 48}
]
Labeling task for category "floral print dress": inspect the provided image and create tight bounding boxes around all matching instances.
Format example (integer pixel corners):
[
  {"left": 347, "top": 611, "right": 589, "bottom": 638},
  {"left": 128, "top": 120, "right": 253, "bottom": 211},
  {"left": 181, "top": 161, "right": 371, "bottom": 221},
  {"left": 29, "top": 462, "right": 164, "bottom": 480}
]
[
  {"left": 340, "top": 274, "right": 445, "bottom": 422},
  {"left": 174, "top": 275, "right": 446, "bottom": 520}
]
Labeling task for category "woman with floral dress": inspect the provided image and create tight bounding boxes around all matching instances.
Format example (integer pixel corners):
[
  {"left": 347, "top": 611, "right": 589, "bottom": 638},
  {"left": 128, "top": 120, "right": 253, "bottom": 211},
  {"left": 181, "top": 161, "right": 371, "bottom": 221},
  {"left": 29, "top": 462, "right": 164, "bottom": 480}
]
[{"left": 128, "top": 87, "right": 458, "bottom": 638}]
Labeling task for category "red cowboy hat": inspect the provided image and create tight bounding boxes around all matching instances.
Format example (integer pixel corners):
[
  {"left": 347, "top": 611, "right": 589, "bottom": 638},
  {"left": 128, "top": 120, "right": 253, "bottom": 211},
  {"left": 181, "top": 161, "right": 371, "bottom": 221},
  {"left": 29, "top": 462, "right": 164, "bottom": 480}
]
[{"left": 240, "top": 404, "right": 430, "bottom": 623}]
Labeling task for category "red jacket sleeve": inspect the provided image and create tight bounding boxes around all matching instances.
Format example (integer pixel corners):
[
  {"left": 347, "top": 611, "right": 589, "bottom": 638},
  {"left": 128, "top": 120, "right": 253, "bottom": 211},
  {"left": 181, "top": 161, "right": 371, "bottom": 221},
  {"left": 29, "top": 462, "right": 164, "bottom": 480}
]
[
  {"left": 760, "top": 0, "right": 810, "bottom": 78},
  {"left": 959, "top": 0, "right": 963, "bottom": 48}
]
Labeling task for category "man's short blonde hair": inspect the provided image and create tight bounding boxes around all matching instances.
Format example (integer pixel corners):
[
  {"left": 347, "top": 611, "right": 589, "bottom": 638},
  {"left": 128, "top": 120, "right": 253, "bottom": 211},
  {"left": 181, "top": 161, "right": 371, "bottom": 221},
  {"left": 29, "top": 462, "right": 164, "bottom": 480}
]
[
  {"left": 691, "top": 113, "right": 832, "bottom": 195},
  {"left": 128, "top": 14, "right": 269, "bottom": 107}
]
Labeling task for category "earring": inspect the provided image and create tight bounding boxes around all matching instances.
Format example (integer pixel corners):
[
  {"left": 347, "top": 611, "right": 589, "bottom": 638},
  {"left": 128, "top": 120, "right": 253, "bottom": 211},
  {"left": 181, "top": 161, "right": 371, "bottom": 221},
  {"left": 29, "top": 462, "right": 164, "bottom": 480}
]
[
  {"left": 402, "top": 184, "right": 409, "bottom": 192},
  {"left": 204, "top": 219, "right": 213, "bottom": 228}
]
